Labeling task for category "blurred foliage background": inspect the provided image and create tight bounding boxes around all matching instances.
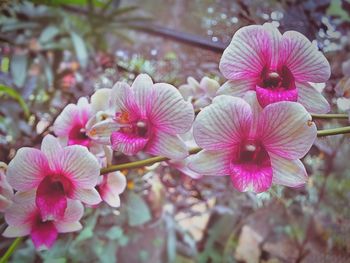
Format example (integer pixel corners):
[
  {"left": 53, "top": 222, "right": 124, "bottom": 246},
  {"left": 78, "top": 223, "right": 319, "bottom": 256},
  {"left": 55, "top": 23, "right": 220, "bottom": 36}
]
[{"left": 1, "top": 0, "right": 350, "bottom": 262}]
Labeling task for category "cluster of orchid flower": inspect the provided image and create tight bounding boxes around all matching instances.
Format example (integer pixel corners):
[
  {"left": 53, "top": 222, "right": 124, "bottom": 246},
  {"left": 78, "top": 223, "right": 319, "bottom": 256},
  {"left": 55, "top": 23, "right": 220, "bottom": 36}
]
[{"left": 0, "top": 23, "right": 338, "bottom": 251}]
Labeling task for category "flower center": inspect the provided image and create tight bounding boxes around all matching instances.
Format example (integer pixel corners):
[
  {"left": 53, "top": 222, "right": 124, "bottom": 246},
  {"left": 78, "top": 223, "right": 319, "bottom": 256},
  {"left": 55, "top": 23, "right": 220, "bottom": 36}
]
[
  {"left": 236, "top": 141, "right": 269, "bottom": 166},
  {"left": 68, "top": 124, "right": 90, "bottom": 147},
  {"left": 260, "top": 66, "right": 295, "bottom": 91},
  {"left": 116, "top": 111, "right": 150, "bottom": 138}
]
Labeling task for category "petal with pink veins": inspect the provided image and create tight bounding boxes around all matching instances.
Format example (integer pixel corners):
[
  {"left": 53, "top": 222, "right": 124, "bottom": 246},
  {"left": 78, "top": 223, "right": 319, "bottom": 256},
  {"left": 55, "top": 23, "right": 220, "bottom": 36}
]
[
  {"left": 146, "top": 132, "right": 188, "bottom": 160},
  {"left": 55, "top": 222, "right": 82, "bottom": 233},
  {"left": 87, "top": 119, "right": 120, "bottom": 144},
  {"left": 297, "top": 82, "right": 330, "bottom": 114},
  {"left": 132, "top": 74, "right": 154, "bottom": 116},
  {"left": 4, "top": 191, "right": 37, "bottom": 226},
  {"left": 230, "top": 162, "right": 273, "bottom": 193},
  {"left": 258, "top": 102, "right": 317, "bottom": 159},
  {"left": 3, "top": 225, "right": 31, "bottom": 237},
  {"left": 219, "top": 25, "right": 271, "bottom": 80},
  {"left": 70, "top": 188, "right": 101, "bottom": 205},
  {"left": 7, "top": 148, "right": 49, "bottom": 191},
  {"left": 279, "top": 31, "right": 331, "bottom": 83},
  {"left": 262, "top": 23, "right": 282, "bottom": 69},
  {"left": 111, "top": 82, "right": 140, "bottom": 121},
  {"left": 99, "top": 172, "right": 126, "bottom": 207},
  {"left": 62, "top": 199, "right": 84, "bottom": 222},
  {"left": 270, "top": 154, "right": 308, "bottom": 187},
  {"left": 187, "top": 149, "right": 232, "bottom": 176},
  {"left": 193, "top": 95, "right": 252, "bottom": 151},
  {"left": 53, "top": 104, "right": 79, "bottom": 137},
  {"left": 41, "top": 134, "right": 63, "bottom": 169},
  {"left": 53, "top": 146, "right": 100, "bottom": 189},
  {"left": 111, "top": 131, "right": 149, "bottom": 155},
  {"left": 217, "top": 79, "right": 256, "bottom": 97},
  {"left": 148, "top": 83, "right": 194, "bottom": 134}
]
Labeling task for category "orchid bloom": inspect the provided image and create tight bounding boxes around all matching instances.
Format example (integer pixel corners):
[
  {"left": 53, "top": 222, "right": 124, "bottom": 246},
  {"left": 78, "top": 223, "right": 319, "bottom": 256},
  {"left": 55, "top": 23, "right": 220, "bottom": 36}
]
[
  {"left": 97, "top": 171, "right": 126, "bottom": 208},
  {"left": 3, "top": 191, "right": 83, "bottom": 250},
  {"left": 218, "top": 23, "right": 331, "bottom": 114},
  {"left": 179, "top": 76, "right": 220, "bottom": 109},
  {"left": 7, "top": 134, "right": 101, "bottom": 221},
  {"left": 0, "top": 163, "right": 14, "bottom": 212},
  {"left": 188, "top": 93, "right": 317, "bottom": 193},
  {"left": 107, "top": 74, "right": 194, "bottom": 159},
  {"left": 53, "top": 97, "right": 93, "bottom": 147}
]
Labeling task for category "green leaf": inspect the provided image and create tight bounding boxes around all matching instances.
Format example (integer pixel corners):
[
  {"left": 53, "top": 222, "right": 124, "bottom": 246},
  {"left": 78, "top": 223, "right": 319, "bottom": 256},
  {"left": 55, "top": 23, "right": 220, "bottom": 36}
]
[
  {"left": 32, "top": 0, "right": 107, "bottom": 6},
  {"left": 70, "top": 32, "right": 88, "bottom": 68},
  {"left": 127, "top": 192, "right": 151, "bottom": 226},
  {"left": 39, "top": 25, "right": 60, "bottom": 44},
  {"left": 10, "top": 53, "right": 28, "bottom": 87},
  {"left": 106, "top": 226, "right": 123, "bottom": 240},
  {"left": 0, "top": 84, "right": 30, "bottom": 118},
  {"left": 1, "top": 57, "right": 9, "bottom": 72}
]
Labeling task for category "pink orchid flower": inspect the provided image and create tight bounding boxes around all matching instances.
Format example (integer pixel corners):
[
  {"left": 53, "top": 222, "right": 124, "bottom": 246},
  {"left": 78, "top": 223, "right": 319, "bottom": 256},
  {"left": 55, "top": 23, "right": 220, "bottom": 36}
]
[
  {"left": 188, "top": 92, "right": 317, "bottom": 193},
  {"left": 3, "top": 191, "right": 83, "bottom": 250},
  {"left": 179, "top": 76, "right": 220, "bottom": 110},
  {"left": 97, "top": 171, "right": 126, "bottom": 208},
  {"left": 6, "top": 134, "right": 101, "bottom": 221},
  {"left": 0, "top": 163, "right": 14, "bottom": 212},
  {"left": 53, "top": 97, "right": 93, "bottom": 147},
  {"left": 108, "top": 74, "right": 194, "bottom": 159},
  {"left": 218, "top": 23, "right": 331, "bottom": 114}
]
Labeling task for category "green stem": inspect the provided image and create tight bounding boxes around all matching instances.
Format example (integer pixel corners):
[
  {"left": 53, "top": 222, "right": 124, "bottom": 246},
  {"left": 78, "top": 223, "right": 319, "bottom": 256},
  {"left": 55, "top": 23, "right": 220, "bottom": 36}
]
[
  {"left": 100, "top": 147, "right": 201, "bottom": 174},
  {"left": 0, "top": 237, "right": 23, "bottom": 263},
  {"left": 317, "top": 126, "right": 350, "bottom": 137},
  {"left": 312, "top": 113, "right": 348, "bottom": 119}
]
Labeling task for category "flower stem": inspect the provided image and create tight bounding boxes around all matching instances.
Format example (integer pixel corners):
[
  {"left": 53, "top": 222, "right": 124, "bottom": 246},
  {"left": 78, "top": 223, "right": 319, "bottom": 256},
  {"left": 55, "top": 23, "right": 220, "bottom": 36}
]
[
  {"left": 100, "top": 147, "right": 201, "bottom": 174},
  {"left": 0, "top": 237, "right": 23, "bottom": 263},
  {"left": 311, "top": 113, "right": 348, "bottom": 119},
  {"left": 316, "top": 126, "right": 350, "bottom": 137}
]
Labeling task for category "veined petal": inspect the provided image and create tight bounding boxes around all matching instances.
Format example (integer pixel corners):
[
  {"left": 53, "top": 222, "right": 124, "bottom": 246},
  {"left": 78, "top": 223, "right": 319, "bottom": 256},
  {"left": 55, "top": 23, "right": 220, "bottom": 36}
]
[
  {"left": 279, "top": 31, "right": 331, "bottom": 83},
  {"left": 132, "top": 74, "right": 154, "bottom": 116},
  {"left": 187, "top": 149, "right": 232, "bottom": 176},
  {"left": 219, "top": 25, "right": 271, "bottom": 80},
  {"left": 148, "top": 83, "right": 194, "bottom": 134},
  {"left": 71, "top": 188, "right": 101, "bottom": 205},
  {"left": 217, "top": 79, "right": 256, "bottom": 97},
  {"left": 53, "top": 104, "right": 79, "bottom": 137},
  {"left": 53, "top": 146, "right": 100, "bottom": 188},
  {"left": 297, "top": 82, "right": 330, "bottom": 114},
  {"left": 7, "top": 148, "right": 49, "bottom": 191},
  {"left": 270, "top": 154, "right": 307, "bottom": 187},
  {"left": 230, "top": 162, "right": 273, "bottom": 193},
  {"left": 193, "top": 95, "right": 252, "bottom": 150},
  {"left": 3, "top": 225, "right": 31, "bottom": 237},
  {"left": 41, "top": 134, "right": 63, "bottom": 168},
  {"left": 111, "top": 81, "right": 140, "bottom": 121},
  {"left": 146, "top": 132, "right": 188, "bottom": 160},
  {"left": 258, "top": 102, "right": 317, "bottom": 159},
  {"left": 111, "top": 131, "right": 149, "bottom": 155},
  {"left": 62, "top": 199, "right": 84, "bottom": 222},
  {"left": 55, "top": 222, "right": 82, "bottom": 233},
  {"left": 4, "top": 191, "right": 37, "bottom": 226},
  {"left": 87, "top": 118, "right": 120, "bottom": 144},
  {"left": 262, "top": 23, "right": 282, "bottom": 68}
]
